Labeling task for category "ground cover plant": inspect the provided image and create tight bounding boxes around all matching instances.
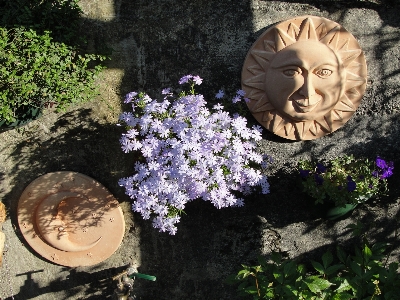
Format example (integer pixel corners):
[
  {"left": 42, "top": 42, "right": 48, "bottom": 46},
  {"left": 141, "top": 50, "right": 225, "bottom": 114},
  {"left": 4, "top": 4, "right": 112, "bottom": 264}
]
[
  {"left": 230, "top": 222, "right": 400, "bottom": 299},
  {"left": 0, "top": 0, "right": 107, "bottom": 127},
  {"left": 118, "top": 75, "right": 270, "bottom": 235}
]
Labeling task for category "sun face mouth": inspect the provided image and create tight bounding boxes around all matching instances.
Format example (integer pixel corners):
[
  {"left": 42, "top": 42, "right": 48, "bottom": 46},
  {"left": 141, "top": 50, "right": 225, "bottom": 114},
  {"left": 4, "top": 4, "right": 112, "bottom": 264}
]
[{"left": 291, "top": 94, "right": 323, "bottom": 113}]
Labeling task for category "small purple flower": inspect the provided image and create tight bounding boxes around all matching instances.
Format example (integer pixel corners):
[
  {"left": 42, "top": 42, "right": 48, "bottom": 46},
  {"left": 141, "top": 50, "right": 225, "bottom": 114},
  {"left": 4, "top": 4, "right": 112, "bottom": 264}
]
[
  {"left": 215, "top": 89, "right": 224, "bottom": 99},
  {"left": 179, "top": 75, "right": 193, "bottom": 84},
  {"left": 299, "top": 170, "right": 310, "bottom": 178},
  {"left": 244, "top": 97, "right": 250, "bottom": 103},
  {"left": 192, "top": 75, "right": 203, "bottom": 85},
  {"left": 162, "top": 88, "right": 171, "bottom": 95},
  {"left": 372, "top": 170, "right": 378, "bottom": 178},
  {"left": 213, "top": 103, "right": 224, "bottom": 110},
  {"left": 236, "top": 89, "right": 246, "bottom": 97},
  {"left": 314, "top": 174, "right": 324, "bottom": 185},
  {"left": 124, "top": 92, "right": 138, "bottom": 103},
  {"left": 232, "top": 95, "right": 241, "bottom": 103},
  {"left": 347, "top": 175, "right": 352, "bottom": 181},
  {"left": 381, "top": 168, "right": 393, "bottom": 179},
  {"left": 316, "top": 163, "right": 326, "bottom": 174},
  {"left": 347, "top": 180, "right": 356, "bottom": 192},
  {"left": 376, "top": 156, "right": 388, "bottom": 169},
  {"left": 369, "top": 184, "right": 373, "bottom": 189}
]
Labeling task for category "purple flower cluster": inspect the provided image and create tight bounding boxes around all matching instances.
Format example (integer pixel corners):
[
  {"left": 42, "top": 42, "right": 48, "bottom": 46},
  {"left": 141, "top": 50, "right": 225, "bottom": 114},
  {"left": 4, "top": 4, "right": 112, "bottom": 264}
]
[
  {"left": 118, "top": 75, "right": 270, "bottom": 235},
  {"left": 373, "top": 156, "right": 394, "bottom": 179},
  {"left": 215, "top": 89, "right": 250, "bottom": 103}
]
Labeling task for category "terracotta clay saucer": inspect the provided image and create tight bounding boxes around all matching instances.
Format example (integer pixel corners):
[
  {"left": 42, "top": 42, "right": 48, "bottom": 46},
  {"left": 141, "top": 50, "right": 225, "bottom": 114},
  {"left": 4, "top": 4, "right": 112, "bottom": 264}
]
[{"left": 17, "top": 172, "right": 125, "bottom": 267}]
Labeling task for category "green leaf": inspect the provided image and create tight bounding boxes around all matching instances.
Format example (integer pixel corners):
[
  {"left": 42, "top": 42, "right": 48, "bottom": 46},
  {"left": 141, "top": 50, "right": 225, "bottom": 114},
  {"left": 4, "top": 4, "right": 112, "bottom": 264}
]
[
  {"left": 363, "top": 244, "right": 372, "bottom": 263},
  {"left": 326, "top": 204, "right": 357, "bottom": 220},
  {"left": 322, "top": 251, "right": 333, "bottom": 269},
  {"left": 337, "top": 246, "right": 347, "bottom": 264},
  {"left": 244, "top": 286, "right": 259, "bottom": 295},
  {"left": 297, "top": 264, "right": 306, "bottom": 275},
  {"left": 331, "top": 292, "right": 354, "bottom": 300},
  {"left": 283, "top": 261, "right": 296, "bottom": 277},
  {"left": 271, "top": 252, "right": 281, "bottom": 264},
  {"left": 311, "top": 261, "right": 325, "bottom": 274},
  {"left": 334, "top": 278, "right": 352, "bottom": 293},
  {"left": 325, "top": 264, "right": 344, "bottom": 276},
  {"left": 350, "top": 261, "right": 362, "bottom": 277},
  {"left": 304, "top": 276, "right": 333, "bottom": 293},
  {"left": 273, "top": 271, "right": 284, "bottom": 284}
]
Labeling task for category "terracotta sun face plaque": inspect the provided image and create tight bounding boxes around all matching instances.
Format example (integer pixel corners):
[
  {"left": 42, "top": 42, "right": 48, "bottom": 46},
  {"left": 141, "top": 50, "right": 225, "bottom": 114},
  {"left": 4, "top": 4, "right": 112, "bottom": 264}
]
[
  {"left": 18, "top": 172, "right": 125, "bottom": 267},
  {"left": 242, "top": 15, "right": 367, "bottom": 140}
]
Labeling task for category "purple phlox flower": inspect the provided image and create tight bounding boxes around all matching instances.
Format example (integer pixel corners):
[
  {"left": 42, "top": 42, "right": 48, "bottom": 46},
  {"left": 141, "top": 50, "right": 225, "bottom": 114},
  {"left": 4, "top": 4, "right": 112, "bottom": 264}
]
[
  {"left": 314, "top": 174, "right": 324, "bottom": 185},
  {"left": 232, "top": 95, "right": 241, "bottom": 103},
  {"left": 236, "top": 89, "right": 246, "bottom": 97},
  {"left": 373, "top": 157, "right": 394, "bottom": 179},
  {"left": 381, "top": 168, "right": 393, "bottom": 179},
  {"left": 118, "top": 177, "right": 129, "bottom": 187},
  {"left": 215, "top": 89, "right": 224, "bottom": 99},
  {"left": 231, "top": 115, "right": 248, "bottom": 134},
  {"left": 235, "top": 198, "right": 245, "bottom": 207},
  {"left": 124, "top": 91, "right": 138, "bottom": 103},
  {"left": 299, "top": 170, "right": 310, "bottom": 178},
  {"left": 192, "top": 75, "right": 203, "bottom": 85},
  {"left": 213, "top": 103, "right": 224, "bottom": 110},
  {"left": 263, "top": 154, "right": 274, "bottom": 163},
  {"left": 142, "top": 94, "right": 152, "bottom": 103},
  {"left": 376, "top": 156, "right": 388, "bottom": 169},
  {"left": 118, "top": 76, "right": 273, "bottom": 235},
  {"left": 347, "top": 175, "right": 353, "bottom": 181},
  {"left": 369, "top": 184, "right": 373, "bottom": 189},
  {"left": 244, "top": 97, "right": 250, "bottom": 103},
  {"left": 251, "top": 129, "right": 262, "bottom": 141},
  {"left": 347, "top": 180, "right": 356, "bottom": 192},
  {"left": 162, "top": 87, "right": 172, "bottom": 95},
  {"left": 119, "top": 112, "right": 137, "bottom": 127},
  {"left": 125, "top": 128, "right": 139, "bottom": 138},
  {"left": 382, "top": 161, "right": 394, "bottom": 179},
  {"left": 179, "top": 74, "right": 193, "bottom": 84},
  {"left": 259, "top": 176, "right": 270, "bottom": 194},
  {"left": 316, "top": 163, "right": 327, "bottom": 173}
]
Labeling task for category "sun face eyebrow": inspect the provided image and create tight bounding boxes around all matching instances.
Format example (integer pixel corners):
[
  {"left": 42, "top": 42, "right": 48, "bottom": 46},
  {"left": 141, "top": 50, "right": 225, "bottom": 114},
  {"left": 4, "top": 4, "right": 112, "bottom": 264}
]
[
  {"left": 272, "top": 60, "right": 339, "bottom": 70},
  {"left": 271, "top": 60, "right": 303, "bottom": 69}
]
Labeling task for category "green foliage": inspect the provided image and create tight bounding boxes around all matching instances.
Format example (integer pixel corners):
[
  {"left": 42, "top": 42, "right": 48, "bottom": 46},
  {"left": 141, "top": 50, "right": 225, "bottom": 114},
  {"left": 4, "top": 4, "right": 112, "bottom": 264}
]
[
  {"left": 230, "top": 240, "right": 400, "bottom": 299},
  {"left": 298, "top": 155, "right": 390, "bottom": 207},
  {"left": 0, "top": 0, "right": 108, "bottom": 126},
  {"left": 0, "top": 0, "right": 83, "bottom": 45}
]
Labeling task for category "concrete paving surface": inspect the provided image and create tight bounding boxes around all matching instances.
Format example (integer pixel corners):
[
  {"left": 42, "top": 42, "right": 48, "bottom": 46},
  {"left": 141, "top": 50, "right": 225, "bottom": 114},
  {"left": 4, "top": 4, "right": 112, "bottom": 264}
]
[{"left": 1, "top": 0, "right": 400, "bottom": 299}]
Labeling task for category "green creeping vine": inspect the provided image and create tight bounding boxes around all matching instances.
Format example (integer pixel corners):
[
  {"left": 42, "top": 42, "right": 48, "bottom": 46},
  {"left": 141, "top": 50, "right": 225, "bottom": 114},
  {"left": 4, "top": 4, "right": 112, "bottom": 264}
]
[{"left": 230, "top": 223, "right": 400, "bottom": 299}]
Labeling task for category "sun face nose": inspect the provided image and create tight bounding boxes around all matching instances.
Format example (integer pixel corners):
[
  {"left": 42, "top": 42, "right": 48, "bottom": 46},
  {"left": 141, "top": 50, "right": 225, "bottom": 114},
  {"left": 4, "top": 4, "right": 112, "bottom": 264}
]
[{"left": 298, "top": 74, "right": 319, "bottom": 106}]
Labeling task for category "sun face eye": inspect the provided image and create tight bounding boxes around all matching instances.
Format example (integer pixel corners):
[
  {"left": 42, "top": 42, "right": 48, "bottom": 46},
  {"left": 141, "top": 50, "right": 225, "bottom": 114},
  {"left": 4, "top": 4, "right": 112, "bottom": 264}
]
[
  {"left": 283, "top": 69, "right": 301, "bottom": 77},
  {"left": 315, "top": 69, "right": 333, "bottom": 78}
]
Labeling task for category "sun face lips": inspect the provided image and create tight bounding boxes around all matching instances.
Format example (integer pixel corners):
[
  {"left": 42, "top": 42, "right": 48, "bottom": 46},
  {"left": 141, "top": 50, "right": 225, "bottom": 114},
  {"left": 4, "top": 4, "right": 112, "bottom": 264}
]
[
  {"left": 292, "top": 99, "right": 321, "bottom": 113},
  {"left": 291, "top": 92, "right": 323, "bottom": 113}
]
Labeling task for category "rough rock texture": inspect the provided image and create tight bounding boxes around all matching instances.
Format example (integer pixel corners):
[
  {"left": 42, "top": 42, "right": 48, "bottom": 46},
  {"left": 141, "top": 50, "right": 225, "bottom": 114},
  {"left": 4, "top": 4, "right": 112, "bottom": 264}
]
[{"left": 1, "top": 0, "right": 400, "bottom": 299}]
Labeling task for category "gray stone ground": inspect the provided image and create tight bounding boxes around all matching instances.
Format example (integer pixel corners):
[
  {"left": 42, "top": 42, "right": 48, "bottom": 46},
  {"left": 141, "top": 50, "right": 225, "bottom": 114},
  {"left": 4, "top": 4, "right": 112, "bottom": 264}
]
[{"left": 1, "top": 0, "right": 400, "bottom": 299}]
